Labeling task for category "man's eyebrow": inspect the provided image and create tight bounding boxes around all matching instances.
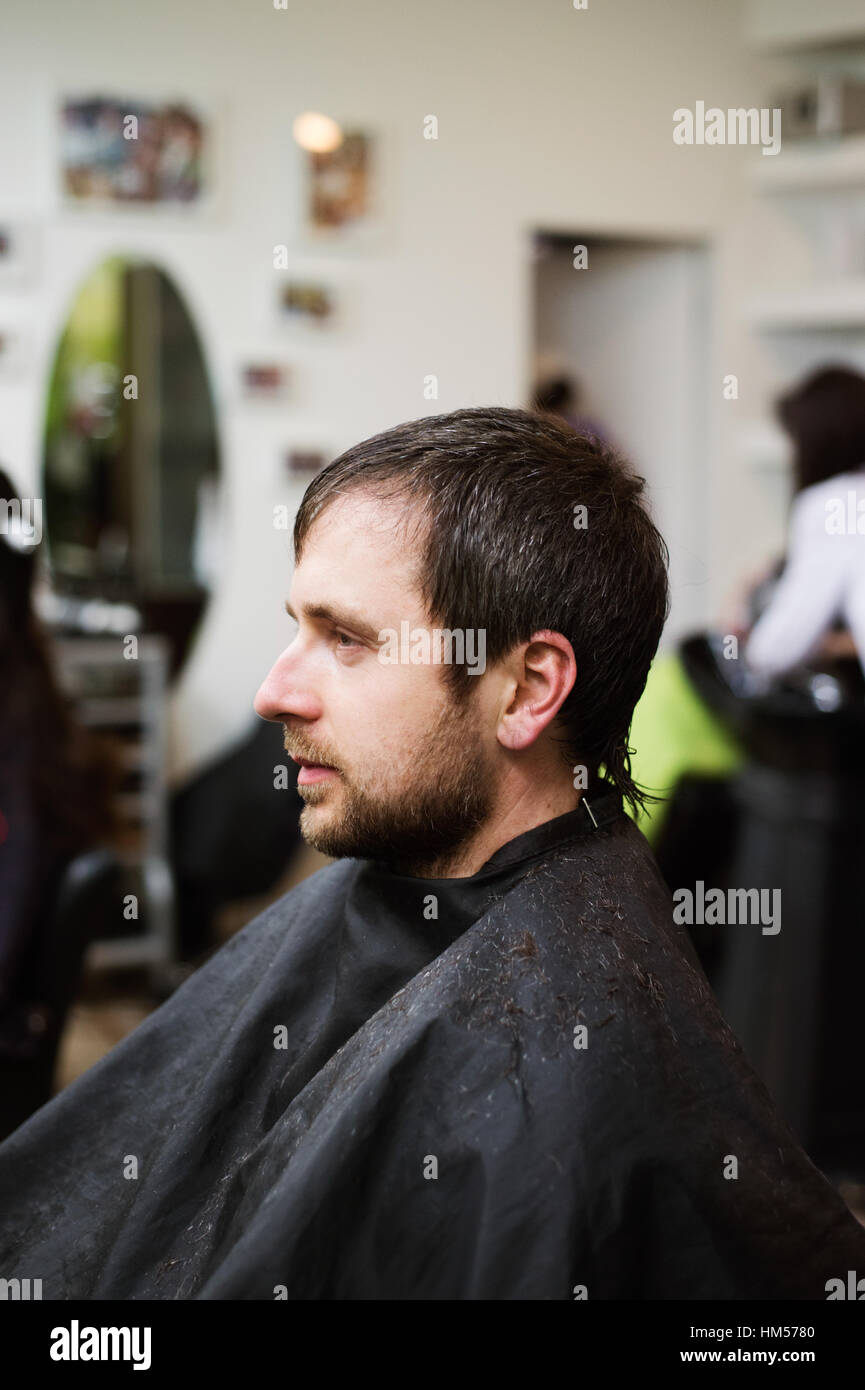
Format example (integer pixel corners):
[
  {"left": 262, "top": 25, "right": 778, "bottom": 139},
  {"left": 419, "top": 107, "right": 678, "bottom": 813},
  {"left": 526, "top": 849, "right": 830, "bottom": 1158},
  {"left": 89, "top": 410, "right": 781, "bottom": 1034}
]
[{"left": 284, "top": 599, "right": 382, "bottom": 644}]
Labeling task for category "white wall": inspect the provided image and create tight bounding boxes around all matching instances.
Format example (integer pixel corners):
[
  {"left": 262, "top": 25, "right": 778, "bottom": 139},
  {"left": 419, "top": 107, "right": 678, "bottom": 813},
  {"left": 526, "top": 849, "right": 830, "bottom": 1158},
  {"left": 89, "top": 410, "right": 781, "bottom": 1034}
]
[{"left": 0, "top": 0, "right": 796, "bottom": 780}]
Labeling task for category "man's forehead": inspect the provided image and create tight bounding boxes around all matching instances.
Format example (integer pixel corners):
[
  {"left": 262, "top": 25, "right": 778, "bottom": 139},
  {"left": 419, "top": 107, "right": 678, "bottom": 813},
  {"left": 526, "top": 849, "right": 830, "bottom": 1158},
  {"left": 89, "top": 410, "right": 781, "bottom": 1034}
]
[
  {"left": 305, "top": 489, "right": 414, "bottom": 546},
  {"left": 292, "top": 491, "right": 426, "bottom": 611},
  {"left": 298, "top": 491, "right": 424, "bottom": 576}
]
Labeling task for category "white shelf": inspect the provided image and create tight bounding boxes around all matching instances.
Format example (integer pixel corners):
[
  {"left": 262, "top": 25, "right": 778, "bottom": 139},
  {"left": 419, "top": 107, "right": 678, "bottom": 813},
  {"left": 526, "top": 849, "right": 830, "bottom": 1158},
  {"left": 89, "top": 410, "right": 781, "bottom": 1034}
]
[
  {"left": 745, "top": 0, "right": 865, "bottom": 51},
  {"left": 750, "top": 135, "right": 865, "bottom": 192},
  {"left": 86, "top": 937, "right": 167, "bottom": 970},
  {"left": 745, "top": 278, "right": 865, "bottom": 328}
]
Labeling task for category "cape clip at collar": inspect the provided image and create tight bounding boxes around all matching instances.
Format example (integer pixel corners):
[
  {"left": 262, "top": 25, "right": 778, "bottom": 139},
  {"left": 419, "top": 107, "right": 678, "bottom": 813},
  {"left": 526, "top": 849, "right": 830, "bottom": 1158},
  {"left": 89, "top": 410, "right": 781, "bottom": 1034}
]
[{"left": 579, "top": 792, "right": 621, "bottom": 832}]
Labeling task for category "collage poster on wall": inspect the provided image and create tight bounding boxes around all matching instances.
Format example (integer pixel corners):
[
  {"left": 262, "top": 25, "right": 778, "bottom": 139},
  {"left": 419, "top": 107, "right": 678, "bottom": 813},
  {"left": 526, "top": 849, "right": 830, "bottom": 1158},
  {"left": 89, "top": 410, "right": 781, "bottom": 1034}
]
[{"left": 59, "top": 96, "right": 211, "bottom": 206}]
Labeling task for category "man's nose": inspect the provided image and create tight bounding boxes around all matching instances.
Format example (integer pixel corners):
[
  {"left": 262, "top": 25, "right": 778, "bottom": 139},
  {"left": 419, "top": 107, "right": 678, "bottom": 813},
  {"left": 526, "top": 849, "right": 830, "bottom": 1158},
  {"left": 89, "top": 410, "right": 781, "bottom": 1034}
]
[
  {"left": 253, "top": 667, "right": 282, "bottom": 721},
  {"left": 254, "top": 649, "right": 320, "bottom": 723}
]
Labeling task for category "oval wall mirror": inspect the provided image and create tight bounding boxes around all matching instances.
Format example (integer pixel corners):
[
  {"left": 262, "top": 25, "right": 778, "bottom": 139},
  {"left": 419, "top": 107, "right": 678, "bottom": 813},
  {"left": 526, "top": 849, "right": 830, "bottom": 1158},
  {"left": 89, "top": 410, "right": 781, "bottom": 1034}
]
[{"left": 42, "top": 255, "right": 220, "bottom": 678}]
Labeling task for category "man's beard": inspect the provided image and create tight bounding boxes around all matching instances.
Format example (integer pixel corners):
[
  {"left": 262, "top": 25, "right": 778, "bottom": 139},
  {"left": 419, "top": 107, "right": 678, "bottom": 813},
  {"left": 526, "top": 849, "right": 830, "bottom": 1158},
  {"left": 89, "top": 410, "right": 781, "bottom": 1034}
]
[{"left": 283, "top": 685, "right": 493, "bottom": 877}]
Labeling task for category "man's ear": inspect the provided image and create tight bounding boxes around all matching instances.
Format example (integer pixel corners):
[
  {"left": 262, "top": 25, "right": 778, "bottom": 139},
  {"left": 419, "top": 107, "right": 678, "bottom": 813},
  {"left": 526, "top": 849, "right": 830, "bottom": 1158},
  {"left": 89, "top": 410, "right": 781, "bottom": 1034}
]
[{"left": 497, "top": 630, "right": 577, "bottom": 752}]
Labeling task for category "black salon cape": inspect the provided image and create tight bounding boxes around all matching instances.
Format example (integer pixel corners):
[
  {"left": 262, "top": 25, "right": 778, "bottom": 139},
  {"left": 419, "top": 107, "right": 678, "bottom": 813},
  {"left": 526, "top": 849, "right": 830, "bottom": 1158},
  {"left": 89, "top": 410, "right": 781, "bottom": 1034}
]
[{"left": 1, "top": 790, "right": 864, "bottom": 1301}]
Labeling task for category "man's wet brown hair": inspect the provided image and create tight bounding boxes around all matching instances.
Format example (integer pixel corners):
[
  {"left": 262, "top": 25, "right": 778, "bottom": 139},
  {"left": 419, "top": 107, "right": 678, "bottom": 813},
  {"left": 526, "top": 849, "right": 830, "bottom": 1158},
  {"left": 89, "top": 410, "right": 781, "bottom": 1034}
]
[{"left": 294, "top": 406, "right": 670, "bottom": 815}]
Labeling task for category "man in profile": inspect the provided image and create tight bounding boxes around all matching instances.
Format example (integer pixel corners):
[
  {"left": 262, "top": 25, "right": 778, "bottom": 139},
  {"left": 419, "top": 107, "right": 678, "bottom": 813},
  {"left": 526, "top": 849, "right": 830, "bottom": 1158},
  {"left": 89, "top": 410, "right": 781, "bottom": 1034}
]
[{"left": 1, "top": 405, "right": 864, "bottom": 1299}]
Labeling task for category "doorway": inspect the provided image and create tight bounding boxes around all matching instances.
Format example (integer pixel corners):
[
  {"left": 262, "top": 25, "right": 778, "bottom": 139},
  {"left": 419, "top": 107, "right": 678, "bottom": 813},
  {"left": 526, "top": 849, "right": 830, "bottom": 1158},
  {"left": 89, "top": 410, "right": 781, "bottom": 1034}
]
[{"left": 531, "top": 231, "right": 711, "bottom": 642}]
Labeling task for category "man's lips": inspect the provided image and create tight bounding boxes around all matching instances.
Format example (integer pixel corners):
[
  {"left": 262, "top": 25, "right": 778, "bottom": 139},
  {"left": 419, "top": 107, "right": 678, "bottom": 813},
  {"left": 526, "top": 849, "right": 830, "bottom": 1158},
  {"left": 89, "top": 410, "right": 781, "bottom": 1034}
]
[{"left": 290, "top": 754, "right": 340, "bottom": 786}]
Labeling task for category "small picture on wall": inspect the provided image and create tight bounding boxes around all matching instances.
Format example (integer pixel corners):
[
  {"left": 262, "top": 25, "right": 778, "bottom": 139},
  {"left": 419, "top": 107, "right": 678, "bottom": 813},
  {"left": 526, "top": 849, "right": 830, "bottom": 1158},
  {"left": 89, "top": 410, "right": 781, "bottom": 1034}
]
[
  {"left": 304, "top": 129, "right": 377, "bottom": 240},
  {"left": 60, "top": 96, "right": 209, "bottom": 205},
  {"left": 279, "top": 282, "right": 334, "bottom": 323},
  {"left": 0, "top": 329, "right": 27, "bottom": 376},
  {"left": 285, "top": 448, "right": 329, "bottom": 476},
  {"left": 241, "top": 362, "right": 291, "bottom": 400},
  {"left": 0, "top": 224, "right": 38, "bottom": 283}
]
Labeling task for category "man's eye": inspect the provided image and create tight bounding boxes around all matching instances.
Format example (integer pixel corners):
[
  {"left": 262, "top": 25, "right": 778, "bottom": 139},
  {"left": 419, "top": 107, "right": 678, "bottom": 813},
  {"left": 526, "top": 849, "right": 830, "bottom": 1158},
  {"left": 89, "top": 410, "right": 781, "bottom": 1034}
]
[{"left": 335, "top": 631, "right": 358, "bottom": 648}]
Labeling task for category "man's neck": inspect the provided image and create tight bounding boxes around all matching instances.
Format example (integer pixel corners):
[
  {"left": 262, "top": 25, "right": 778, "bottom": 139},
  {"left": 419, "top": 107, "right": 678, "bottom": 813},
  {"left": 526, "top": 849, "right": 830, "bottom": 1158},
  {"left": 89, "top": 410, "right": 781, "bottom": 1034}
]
[{"left": 418, "top": 778, "right": 582, "bottom": 879}]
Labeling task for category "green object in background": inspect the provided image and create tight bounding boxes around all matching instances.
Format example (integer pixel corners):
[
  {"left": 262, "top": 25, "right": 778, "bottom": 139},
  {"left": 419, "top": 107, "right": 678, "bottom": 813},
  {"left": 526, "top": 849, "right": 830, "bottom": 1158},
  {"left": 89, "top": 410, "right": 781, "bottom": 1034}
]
[
  {"left": 625, "top": 652, "right": 744, "bottom": 844},
  {"left": 44, "top": 255, "right": 124, "bottom": 442}
]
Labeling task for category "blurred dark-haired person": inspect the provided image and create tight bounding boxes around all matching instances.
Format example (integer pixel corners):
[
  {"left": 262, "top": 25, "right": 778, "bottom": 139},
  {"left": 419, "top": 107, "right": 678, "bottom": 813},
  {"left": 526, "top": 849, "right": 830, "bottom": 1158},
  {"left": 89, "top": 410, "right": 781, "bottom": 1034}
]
[
  {"left": 0, "top": 469, "right": 115, "bottom": 1116},
  {"left": 1, "top": 410, "right": 864, "bottom": 1301},
  {"left": 746, "top": 366, "right": 865, "bottom": 676},
  {"left": 532, "top": 370, "right": 612, "bottom": 446}
]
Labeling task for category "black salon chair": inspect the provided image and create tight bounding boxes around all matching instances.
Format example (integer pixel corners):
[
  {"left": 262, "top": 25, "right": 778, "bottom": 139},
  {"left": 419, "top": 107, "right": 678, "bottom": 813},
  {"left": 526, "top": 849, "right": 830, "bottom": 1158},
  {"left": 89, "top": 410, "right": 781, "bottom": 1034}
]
[
  {"left": 169, "top": 719, "right": 304, "bottom": 959},
  {"left": 676, "top": 633, "right": 865, "bottom": 1175},
  {"left": 0, "top": 847, "right": 121, "bottom": 1141}
]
